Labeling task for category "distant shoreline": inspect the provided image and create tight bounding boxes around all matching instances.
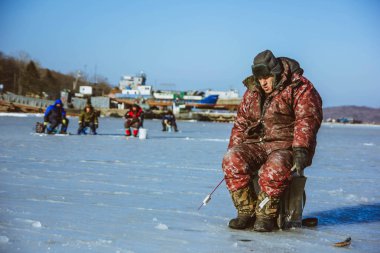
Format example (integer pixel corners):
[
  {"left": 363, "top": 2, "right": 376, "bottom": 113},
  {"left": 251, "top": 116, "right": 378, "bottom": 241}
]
[{"left": 1, "top": 112, "right": 380, "bottom": 127}]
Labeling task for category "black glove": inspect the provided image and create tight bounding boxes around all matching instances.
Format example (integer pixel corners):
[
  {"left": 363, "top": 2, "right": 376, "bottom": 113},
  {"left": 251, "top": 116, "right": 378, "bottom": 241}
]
[{"left": 292, "top": 147, "right": 309, "bottom": 176}]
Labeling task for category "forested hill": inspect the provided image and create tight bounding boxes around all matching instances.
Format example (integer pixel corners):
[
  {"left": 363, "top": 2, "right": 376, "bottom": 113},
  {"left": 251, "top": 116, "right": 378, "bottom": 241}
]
[
  {"left": 0, "top": 51, "right": 112, "bottom": 100},
  {"left": 323, "top": 106, "right": 380, "bottom": 124}
]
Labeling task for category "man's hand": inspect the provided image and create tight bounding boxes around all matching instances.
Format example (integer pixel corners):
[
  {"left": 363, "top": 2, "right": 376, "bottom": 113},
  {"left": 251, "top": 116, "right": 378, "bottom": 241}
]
[
  {"left": 43, "top": 122, "right": 48, "bottom": 126},
  {"left": 95, "top": 123, "right": 98, "bottom": 129},
  {"left": 62, "top": 119, "right": 67, "bottom": 125},
  {"left": 291, "top": 147, "right": 308, "bottom": 176}
]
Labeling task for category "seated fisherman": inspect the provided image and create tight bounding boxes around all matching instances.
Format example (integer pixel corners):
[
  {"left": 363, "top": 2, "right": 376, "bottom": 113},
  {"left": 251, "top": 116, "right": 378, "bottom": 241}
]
[
  {"left": 44, "top": 99, "right": 69, "bottom": 134},
  {"left": 162, "top": 110, "right": 178, "bottom": 132},
  {"left": 222, "top": 50, "right": 323, "bottom": 232},
  {"left": 124, "top": 104, "right": 143, "bottom": 137},
  {"left": 77, "top": 104, "right": 99, "bottom": 135}
]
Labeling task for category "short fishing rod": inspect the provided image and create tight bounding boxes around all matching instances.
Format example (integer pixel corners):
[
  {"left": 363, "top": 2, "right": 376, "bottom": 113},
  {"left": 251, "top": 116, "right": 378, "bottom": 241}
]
[{"left": 197, "top": 178, "right": 225, "bottom": 210}]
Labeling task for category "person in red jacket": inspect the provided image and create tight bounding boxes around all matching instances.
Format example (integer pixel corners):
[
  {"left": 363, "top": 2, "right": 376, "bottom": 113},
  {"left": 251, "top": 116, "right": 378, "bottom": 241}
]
[
  {"left": 124, "top": 104, "right": 144, "bottom": 137},
  {"left": 222, "top": 50, "right": 323, "bottom": 232}
]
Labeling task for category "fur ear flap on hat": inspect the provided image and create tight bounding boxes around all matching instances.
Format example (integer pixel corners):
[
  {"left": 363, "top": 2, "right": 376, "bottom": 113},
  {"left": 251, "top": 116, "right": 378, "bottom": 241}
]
[{"left": 252, "top": 64, "right": 272, "bottom": 79}]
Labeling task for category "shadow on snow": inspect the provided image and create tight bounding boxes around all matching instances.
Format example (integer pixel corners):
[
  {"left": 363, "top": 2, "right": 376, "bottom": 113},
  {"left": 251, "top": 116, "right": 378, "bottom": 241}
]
[{"left": 306, "top": 203, "right": 380, "bottom": 226}]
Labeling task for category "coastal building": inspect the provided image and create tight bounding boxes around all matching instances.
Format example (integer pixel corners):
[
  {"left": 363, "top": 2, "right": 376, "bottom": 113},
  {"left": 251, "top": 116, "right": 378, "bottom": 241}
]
[
  {"left": 121, "top": 85, "right": 152, "bottom": 98},
  {"left": 205, "top": 89, "right": 239, "bottom": 99},
  {"left": 114, "top": 72, "right": 242, "bottom": 111},
  {"left": 117, "top": 72, "right": 152, "bottom": 99},
  {"left": 119, "top": 72, "right": 146, "bottom": 90}
]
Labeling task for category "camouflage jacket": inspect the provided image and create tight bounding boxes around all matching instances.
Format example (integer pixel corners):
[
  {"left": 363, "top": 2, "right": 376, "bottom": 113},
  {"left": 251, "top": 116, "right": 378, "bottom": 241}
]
[
  {"left": 228, "top": 58, "right": 323, "bottom": 164},
  {"left": 78, "top": 110, "right": 98, "bottom": 124}
]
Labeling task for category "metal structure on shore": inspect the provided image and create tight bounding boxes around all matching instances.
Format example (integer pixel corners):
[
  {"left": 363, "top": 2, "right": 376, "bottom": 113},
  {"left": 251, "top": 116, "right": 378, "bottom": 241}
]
[{"left": 0, "top": 72, "right": 241, "bottom": 121}]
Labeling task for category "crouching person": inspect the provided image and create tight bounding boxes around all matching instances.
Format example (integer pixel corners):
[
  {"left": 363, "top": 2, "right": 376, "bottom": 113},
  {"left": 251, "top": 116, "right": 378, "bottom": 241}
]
[
  {"left": 77, "top": 104, "right": 99, "bottom": 135},
  {"left": 44, "top": 99, "right": 69, "bottom": 134},
  {"left": 162, "top": 110, "right": 178, "bottom": 132},
  {"left": 222, "top": 50, "right": 323, "bottom": 232},
  {"left": 124, "top": 104, "right": 143, "bottom": 137}
]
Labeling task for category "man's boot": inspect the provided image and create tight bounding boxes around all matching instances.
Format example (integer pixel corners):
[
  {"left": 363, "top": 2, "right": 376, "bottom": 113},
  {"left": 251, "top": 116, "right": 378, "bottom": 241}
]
[
  {"left": 228, "top": 186, "right": 257, "bottom": 230},
  {"left": 46, "top": 127, "right": 54, "bottom": 134},
  {"left": 59, "top": 125, "right": 68, "bottom": 134},
  {"left": 254, "top": 191, "right": 280, "bottom": 232}
]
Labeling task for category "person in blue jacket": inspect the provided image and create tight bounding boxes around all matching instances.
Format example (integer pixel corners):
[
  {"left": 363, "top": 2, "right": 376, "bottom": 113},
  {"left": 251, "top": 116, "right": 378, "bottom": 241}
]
[
  {"left": 162, "top": 110, "right": 178, "bottom": 132},
  {"left": 43, "top": 99, "right": 69, "bottom": 134}
]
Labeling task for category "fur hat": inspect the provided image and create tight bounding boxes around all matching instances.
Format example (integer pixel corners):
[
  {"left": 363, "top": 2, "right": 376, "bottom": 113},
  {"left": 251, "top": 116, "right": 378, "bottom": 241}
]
[{"left": 251, "top": 50, "right": 283, "bottom": 78}]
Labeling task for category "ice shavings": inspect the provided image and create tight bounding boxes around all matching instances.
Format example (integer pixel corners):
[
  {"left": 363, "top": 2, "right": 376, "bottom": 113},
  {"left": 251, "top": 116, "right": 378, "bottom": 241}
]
[
  {"left": 32, "top": 221, "right": 42, "bottom": 228},
  {"left": 327, "top": 188, "right": 344, "bottom": 195},
  {"left": 0, "top": 236, "right": 9, "bottom": 244},
  {"left": 62, "top": 238, "right": 113, "bottom": 248},
  {"left": 346, "top": 194, "right": 370, "bottom": 203},
  {"left": 155, "top": 223, "right": 169, "bottom": 230},
  {"left": 153, "top": 217, "right": 169, "bottom": 230},
  {"left": 14, "top": 218, "right": 42, "bottom": 228}
]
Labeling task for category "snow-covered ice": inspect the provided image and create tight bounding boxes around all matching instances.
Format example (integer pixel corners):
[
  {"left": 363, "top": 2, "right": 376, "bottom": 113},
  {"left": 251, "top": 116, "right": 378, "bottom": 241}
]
[{"left": 0, "top": 114, "right": 380, "bottom": 253}]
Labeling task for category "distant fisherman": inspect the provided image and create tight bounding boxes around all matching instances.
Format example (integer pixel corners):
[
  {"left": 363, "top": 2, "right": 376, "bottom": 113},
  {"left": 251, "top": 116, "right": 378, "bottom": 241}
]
[
  {"left": 222, "top": 50, "right": 323, "bottom": 232},
  {"left": 162, "top": 110, "right": 178, "bottom": 132},
  {"left": 43, "top": 99, "right": 69, "bottom": 134},
  {"left": 77, "top": 104, "right": 99, "bottom": 135},
  {"left": 124, "top": 104, "right": 144, "bottom": 137}
]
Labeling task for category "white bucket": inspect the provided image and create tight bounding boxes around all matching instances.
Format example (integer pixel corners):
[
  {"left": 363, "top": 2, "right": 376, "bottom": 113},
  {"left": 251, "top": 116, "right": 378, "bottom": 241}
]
[{"left": 139, "top": 128, "right": 148, "bottom": 139}]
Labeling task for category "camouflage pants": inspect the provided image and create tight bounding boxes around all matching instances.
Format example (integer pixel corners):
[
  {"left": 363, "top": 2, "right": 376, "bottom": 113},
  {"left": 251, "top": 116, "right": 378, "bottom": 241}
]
[{"left": 222, "top": 143, "right": 293, "bottom": 197}]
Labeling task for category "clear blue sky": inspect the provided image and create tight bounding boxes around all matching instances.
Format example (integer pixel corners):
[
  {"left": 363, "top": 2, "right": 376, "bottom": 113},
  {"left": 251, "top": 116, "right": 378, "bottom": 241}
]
[{"left": 1, "top": 0, "right": 379, "bottom": 107}]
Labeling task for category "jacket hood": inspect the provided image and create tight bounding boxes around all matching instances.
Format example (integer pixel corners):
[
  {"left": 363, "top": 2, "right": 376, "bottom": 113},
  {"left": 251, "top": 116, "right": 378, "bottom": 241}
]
[
  {"left": 54, "top": 99, "right": 63, "bottom": 106},
  {"left": 273, "top": 57, "right": 304, "bottom": 90},
  {"left": 278, "top": 57, "right": 304, "bottom": 82}
]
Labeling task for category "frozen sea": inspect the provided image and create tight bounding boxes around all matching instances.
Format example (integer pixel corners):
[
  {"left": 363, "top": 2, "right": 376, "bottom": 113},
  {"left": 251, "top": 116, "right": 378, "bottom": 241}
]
[{"left": 0, "top": 113, "right": 380, "bottom": 253}]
